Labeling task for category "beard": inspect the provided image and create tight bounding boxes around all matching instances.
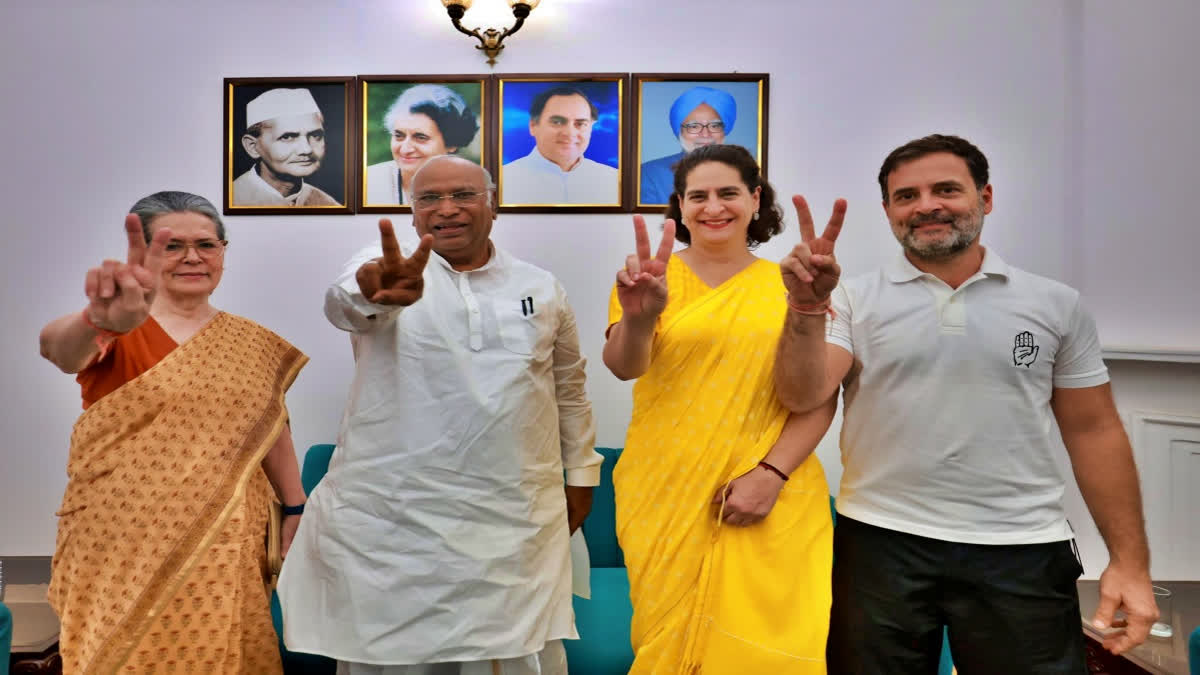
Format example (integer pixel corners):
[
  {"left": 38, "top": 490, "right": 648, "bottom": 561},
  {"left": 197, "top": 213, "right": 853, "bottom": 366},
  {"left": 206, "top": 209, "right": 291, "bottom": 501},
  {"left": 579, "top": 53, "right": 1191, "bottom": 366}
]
[{"left": 893, "top": 198, "right": 985, "bottom": 261}]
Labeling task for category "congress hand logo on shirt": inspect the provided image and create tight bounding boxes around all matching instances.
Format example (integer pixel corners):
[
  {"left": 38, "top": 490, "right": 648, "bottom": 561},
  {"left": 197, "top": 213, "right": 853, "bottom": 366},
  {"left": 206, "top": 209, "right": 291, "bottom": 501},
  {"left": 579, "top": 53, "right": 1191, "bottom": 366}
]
[{"left": 1013, "top": 330, "right": 1039, "bottom": 367}]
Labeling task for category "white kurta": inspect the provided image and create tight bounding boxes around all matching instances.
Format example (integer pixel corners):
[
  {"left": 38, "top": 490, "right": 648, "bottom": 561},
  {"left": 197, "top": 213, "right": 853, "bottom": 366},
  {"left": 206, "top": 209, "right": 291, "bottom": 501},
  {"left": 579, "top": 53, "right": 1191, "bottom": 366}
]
[
  {"left": 277, "top": 243, "right": 601, "bottom": 665},
  {"left": 500, "top": 150, "right": 619, "bottom": 205}
]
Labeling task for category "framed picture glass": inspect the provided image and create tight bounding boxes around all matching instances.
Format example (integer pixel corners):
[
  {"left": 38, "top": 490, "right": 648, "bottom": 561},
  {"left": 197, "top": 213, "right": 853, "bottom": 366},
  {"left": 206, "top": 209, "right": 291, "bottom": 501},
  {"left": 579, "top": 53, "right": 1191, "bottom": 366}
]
[
  {"left": 631, "top": 73, "right": 769, "bottom": 212},
  {"left": 357, "top": 75, "right": 489, "bottom": 213},
  {"left": 495, "top": 74, "right": 629, "bottom": 212},
  {"left": 223, "top": 76, "right": 355, "bottom": 215}
]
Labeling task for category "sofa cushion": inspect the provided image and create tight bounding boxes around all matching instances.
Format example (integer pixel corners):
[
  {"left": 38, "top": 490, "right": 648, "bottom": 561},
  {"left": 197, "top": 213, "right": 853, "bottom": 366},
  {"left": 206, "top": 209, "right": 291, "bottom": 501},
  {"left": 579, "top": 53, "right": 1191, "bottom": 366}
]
[
  {"left": 566, "top": 566, "right": 635, "bottom": 674},
  {"left": 581, "top": 447, "right": 625, "bottom": 568}
]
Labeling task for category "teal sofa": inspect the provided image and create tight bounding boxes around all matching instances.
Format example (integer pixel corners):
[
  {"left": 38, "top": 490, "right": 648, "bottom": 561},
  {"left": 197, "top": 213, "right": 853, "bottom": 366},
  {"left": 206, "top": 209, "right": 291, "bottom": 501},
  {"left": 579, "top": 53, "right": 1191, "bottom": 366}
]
[
  {"left": 277, "top": 444, "right": 955, "bottom": 674},
  {"left": 1190, "top": 624, "right": 1199, "bottom": 675},
  {"left": 271, "top": 444, "right": 337, "bottom": 674},
  {"left": 564, "top": 447, "right": 636, "bottom": 674},
  {"left": 0, "top": 600, "right": 11, "bottom": 675}
]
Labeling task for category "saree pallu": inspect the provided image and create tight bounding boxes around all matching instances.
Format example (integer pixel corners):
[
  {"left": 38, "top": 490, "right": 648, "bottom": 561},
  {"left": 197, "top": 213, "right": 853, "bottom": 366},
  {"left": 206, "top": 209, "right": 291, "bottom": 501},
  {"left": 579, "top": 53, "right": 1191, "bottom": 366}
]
[
  {"left": 609, "top": 258, "right": 833, "bottom": 674},
  {"left": 48, "top": 313, "right": 307, "bottom": 674}
]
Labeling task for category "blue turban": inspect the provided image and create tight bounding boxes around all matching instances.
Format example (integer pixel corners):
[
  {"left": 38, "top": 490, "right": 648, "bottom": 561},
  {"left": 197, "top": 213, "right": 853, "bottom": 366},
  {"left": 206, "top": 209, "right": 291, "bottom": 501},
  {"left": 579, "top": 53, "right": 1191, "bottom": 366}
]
[{"left": 668, "top": 86, "right": 737, "bottom": 139}]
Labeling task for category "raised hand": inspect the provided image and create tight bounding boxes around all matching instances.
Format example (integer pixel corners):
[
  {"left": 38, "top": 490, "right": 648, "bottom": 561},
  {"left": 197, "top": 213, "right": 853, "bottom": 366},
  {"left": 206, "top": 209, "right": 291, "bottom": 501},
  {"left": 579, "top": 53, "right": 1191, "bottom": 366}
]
[
  {"left": 780, "top": 196, "right": 846, "bottom": 306},
  {"left": 83, "top": 214, "right": 170, "bottom": 334},
  {"left": 356, "top": 218, "right": 434, "bottom": 306},
  {"left": 616, "top": 215, "right": 675, "bottom": 321}
]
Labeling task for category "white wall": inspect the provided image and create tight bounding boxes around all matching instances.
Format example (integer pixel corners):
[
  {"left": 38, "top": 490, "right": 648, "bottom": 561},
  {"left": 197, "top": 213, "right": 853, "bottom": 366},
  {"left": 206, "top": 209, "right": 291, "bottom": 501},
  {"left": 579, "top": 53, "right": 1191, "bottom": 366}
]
[
  {"left": 1076, "top": 0, "right": 1200, "bottom": 350},
  {"left": 0, "top": 0, "right": 1195, "bottom": 570}
]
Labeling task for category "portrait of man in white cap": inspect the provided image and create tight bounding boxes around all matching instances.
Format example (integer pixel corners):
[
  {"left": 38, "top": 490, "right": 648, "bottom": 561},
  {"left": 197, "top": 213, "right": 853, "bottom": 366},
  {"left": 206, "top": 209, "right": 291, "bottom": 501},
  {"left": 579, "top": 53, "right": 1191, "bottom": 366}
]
[{"left": 232, "top": 87, "right": 342, "bottom": 207}]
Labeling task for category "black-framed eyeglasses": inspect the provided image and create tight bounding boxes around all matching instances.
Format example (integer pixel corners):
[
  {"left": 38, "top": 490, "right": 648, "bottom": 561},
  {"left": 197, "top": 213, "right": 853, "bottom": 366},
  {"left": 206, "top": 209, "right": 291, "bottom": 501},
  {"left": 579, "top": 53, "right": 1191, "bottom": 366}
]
[
  {"left": 680, "top": 121, "right": 725, "bottom": 135},
  {"left": 164, "top": 239, "right": 227, "bottom": 259},
  {"left": 412, "top": 191, "right": 487, "bottom": 210}
]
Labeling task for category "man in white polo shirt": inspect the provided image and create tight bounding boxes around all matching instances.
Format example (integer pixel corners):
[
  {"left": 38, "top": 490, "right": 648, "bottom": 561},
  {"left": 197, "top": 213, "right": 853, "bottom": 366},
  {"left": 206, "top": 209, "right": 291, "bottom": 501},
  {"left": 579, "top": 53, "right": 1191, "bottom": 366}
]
[{"left": 774, "top": 134, "right": 1157, "bottom": 673}]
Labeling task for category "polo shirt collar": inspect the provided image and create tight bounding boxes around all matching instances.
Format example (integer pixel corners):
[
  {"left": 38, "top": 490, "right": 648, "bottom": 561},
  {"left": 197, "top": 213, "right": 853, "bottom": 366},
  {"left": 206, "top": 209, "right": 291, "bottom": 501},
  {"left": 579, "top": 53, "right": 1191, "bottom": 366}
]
[{"left": 886, "top": 247, "right": 1011, "bottom": 284}]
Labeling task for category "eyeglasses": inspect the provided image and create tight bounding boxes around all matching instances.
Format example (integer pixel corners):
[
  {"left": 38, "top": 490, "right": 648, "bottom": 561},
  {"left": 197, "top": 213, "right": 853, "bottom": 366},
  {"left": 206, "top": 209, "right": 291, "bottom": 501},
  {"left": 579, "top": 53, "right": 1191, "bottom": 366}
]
[
  {"left": 412, "top": 191, "right": 487, "bottom": 210},
  {"left": 680, "top": 121, "right": 725, "bottom": 135},
  {"left": 164, "top": 239, "right": 227, "bottom": 259}
]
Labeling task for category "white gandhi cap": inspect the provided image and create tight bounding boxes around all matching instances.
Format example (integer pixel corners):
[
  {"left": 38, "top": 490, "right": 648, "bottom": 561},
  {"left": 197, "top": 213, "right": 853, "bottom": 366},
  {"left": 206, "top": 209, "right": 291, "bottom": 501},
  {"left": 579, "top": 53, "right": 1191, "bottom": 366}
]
[{"left": 246, "top": 88, "right": 321, "bottom": 127}]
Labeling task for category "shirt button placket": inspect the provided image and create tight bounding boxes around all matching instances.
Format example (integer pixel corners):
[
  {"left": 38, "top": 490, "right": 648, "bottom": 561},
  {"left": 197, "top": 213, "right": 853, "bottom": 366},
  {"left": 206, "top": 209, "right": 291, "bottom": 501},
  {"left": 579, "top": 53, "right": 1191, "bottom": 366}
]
[{"left": 459, "top": 275, "right": 483, "bottom": 351}]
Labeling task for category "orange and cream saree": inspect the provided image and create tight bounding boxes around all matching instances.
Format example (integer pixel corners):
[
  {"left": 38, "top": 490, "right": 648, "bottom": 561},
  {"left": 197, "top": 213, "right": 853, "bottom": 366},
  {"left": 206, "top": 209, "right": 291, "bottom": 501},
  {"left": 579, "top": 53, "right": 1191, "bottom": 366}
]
[
  {"left": 609, "top": 257, "right": 833, "bottom": 674},
  {"left": 48, "top": 312, "right": 307, "bottom": 674}
]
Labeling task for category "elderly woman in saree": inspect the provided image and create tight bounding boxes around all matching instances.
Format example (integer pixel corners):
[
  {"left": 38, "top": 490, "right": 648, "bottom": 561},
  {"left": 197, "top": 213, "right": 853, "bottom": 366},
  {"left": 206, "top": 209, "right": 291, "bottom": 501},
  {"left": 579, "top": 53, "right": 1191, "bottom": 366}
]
[
  {"left": 38, "top": 191, "right": 308, "bottom": 674},
  {"left": 364, "top": 84, "right": 480, "bottom": 206},
  {"left": 604, "top": 144, "right": 839, "bottom": 673},
  {"left": 639, "top": 85, "right": 737, "bottom": 205}
]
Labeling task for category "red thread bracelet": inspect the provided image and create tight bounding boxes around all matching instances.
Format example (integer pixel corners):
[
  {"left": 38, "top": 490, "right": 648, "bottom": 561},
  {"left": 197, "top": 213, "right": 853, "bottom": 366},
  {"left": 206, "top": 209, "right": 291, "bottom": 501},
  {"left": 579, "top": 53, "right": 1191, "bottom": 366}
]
[
  {"left": 785, "top": 293, "right": 837, "bottom": 320},
  {"left": 758, "top": 460, "right": 789, "bottom": 482}
]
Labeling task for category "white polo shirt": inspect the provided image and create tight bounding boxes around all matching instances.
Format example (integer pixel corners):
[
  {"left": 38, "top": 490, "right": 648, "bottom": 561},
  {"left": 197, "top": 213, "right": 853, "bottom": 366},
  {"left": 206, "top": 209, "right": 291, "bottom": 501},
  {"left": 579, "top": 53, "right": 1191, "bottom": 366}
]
[{"left": 827, "top": 249, "right": 1109, "bottom": 545}]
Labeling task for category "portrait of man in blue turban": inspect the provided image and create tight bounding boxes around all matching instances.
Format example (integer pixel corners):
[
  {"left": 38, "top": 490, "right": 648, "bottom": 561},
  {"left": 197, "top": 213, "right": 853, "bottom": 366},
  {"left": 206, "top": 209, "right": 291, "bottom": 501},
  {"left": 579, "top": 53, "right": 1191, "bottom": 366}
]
[{"left": 639, "top": 85, "right": 739, "bottom": 205}]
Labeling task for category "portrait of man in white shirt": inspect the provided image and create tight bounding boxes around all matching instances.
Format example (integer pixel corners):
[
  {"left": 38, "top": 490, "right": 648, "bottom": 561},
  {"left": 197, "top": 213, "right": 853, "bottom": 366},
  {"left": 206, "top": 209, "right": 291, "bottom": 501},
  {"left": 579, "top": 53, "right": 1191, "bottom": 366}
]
[
  {"left": 230, "top": 86, "right": 345, "bottom": 208},
  {"left": 500, "top": 84, "right": 620, "bottom": 207}
]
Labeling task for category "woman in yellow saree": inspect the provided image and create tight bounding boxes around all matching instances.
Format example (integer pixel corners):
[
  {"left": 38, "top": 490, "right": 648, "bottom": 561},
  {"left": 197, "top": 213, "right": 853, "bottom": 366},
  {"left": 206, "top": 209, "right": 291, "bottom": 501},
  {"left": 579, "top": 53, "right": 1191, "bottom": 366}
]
[
  {"left": 604, "top": 145, "right": 838, "bottom": 674},
  {"left": 38, "top": 192, "right": 308, "bottom": 674}
]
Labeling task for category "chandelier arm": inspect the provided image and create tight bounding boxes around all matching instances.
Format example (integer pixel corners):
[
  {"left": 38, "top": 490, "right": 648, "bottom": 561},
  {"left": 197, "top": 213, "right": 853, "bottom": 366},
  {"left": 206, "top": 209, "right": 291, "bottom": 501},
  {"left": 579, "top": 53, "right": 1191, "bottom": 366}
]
[
  {"left": 444, "top": 2, "right": 536, "bottom": 65},
  {"left": 499, "top": 13, "right": 528, "bottom": 41},
  {"left": 447, "top": 12, "right": 487, "bottom": 45}
]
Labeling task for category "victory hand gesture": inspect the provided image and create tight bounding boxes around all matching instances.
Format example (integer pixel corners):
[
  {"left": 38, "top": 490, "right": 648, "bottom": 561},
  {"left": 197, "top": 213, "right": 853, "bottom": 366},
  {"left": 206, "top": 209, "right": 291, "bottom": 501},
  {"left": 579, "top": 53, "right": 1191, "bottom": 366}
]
[
  {"left": 780, "top": 196, "right": 846, "bottom": 306},
  {"left": 356, "top": 218, "right": 434, "bottom": 306},
  {"left": 84, "top": 214, "right": 170, "bottom": 334},
  {"left": 616, "top": 215, "right": 675, "bottom": 321}
]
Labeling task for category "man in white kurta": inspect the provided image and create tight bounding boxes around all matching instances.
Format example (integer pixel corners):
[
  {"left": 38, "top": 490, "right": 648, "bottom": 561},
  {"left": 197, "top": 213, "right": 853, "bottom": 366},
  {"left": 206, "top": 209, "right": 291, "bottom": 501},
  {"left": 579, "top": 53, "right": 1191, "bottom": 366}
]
[{"left": 277, "top": 156, "right": 601, "bottom": 674}]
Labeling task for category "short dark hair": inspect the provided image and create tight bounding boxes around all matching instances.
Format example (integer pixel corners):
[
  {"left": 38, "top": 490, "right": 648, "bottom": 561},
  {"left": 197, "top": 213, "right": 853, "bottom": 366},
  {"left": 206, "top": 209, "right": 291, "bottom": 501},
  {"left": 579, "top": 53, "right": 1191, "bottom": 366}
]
[
  {"left": 528, "top": 86, "right": 598, "bottom": 122},
  {"left": 664, "top": 144, "right": 783, "bottom": 249},
  {"left": 878, "top": 134, "right": 989, "bottom": 202}
]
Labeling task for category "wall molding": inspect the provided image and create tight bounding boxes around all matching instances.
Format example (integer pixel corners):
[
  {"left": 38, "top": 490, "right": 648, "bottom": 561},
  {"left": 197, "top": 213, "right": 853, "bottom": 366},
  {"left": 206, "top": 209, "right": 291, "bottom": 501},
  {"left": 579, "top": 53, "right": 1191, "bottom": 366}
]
[
  {"left": 1101, "top": 346, "right": 1200, "bottom": 363},
  {"left": 1130, "top": 410, "right": 1200, "bottom": 581}
]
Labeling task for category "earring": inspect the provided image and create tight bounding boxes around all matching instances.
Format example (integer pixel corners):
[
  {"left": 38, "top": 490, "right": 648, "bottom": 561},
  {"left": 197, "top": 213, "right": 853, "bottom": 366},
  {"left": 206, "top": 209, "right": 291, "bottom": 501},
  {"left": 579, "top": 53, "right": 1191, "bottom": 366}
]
[{"left": 753, "top": 211, "right": 760, "bottom": 221}]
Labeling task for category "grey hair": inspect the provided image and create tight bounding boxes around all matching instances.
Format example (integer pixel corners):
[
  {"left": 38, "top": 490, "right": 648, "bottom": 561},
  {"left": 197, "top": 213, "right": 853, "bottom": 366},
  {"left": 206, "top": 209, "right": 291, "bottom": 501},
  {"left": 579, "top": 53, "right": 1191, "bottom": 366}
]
[
  {"left": 411, "top": 156, "right": 497, "bottom": 208},
  {"left": 129, "top": 191, "right": 226, "bottom": 243},
  {"left": 482, "top": 165, "right": 496, "bottom": 207}
]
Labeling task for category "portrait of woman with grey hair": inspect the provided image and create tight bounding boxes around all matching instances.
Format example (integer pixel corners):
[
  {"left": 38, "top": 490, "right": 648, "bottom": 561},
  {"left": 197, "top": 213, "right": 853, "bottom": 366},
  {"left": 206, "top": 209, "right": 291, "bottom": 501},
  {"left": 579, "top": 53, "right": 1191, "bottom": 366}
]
[{"left": 363, "top": 82, "right": 482, "bottom": 206}]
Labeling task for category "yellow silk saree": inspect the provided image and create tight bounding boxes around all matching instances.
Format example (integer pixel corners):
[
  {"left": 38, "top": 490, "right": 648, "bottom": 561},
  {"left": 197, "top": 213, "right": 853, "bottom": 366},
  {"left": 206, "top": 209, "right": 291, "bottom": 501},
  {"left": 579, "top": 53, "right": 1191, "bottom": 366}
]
[
  {"left": 48, "top": 313, "right": 306, "bottom": 674},
  {"left": 609, "top": 257, "right": 833, "bottom": 674}
]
